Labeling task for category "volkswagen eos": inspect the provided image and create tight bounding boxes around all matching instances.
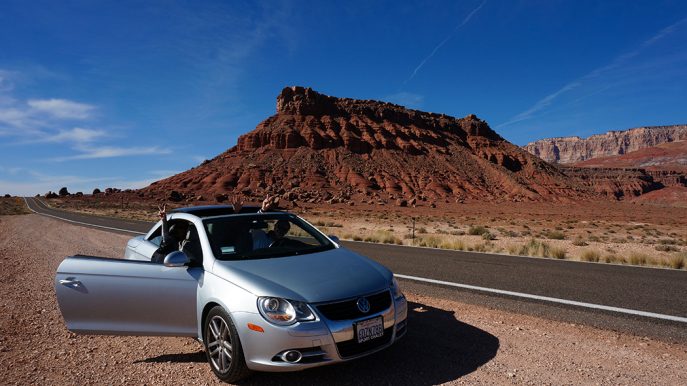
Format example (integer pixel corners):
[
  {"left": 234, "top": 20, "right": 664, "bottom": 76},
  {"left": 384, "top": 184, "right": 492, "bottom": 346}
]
[{"left": 55, "top": 205, "right": 408, "bottom": 382}]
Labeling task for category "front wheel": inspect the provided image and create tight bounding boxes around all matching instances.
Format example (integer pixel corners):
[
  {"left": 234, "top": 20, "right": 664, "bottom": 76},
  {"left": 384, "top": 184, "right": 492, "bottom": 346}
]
[{"left": 203, "top": 306, "right": 252, "bottom": 383}]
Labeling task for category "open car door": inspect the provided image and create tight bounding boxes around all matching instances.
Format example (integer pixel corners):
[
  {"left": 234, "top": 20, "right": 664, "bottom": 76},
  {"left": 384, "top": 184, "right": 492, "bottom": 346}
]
[{"left": 55, "top": 255, "right": 200, "bottom": 336}]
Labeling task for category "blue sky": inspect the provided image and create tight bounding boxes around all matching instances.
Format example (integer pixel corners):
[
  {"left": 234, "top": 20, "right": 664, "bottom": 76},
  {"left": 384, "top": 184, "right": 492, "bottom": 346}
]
[{"left": 1, "top": 0, "right": 686, "bottom": 195}]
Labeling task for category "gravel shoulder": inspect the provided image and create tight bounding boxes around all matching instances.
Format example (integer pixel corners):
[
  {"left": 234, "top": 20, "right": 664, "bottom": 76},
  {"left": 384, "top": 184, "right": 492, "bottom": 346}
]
[{"left": 1, "top": 214, "right": 686, "bottom": 385}]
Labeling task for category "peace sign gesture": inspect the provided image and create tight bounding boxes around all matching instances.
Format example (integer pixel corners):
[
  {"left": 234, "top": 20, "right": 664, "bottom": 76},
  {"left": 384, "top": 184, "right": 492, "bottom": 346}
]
[{"left": 157, "top": 204, "right": 167, "bottom": 220}]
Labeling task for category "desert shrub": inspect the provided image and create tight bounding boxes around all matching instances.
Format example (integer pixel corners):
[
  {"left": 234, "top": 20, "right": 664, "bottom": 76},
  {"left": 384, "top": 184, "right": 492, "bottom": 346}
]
[
  {"left": 580, "top": 250, "right": 601, "bottom": 262},
  {"left": 450, "top": 230, "right": 466, "bottom": 236},
  {"left": 468, "top": 225, "right": 489, "bottom": 236},
  {"left": 352, "top": 235, "right": 363, "bottom": 241},
  {"left": 417, "top": 227, "right": 428, "bottom": 234},
  {"left": 655, "top": 244, "right": 680, "bottom": 252},
  {"left": 572, "top": 237, "right": 588, "bottom": 246},
  {"left": 472, "top": 242, "right": 494, "bottom": 253},
  {"left": 481, "top": 231, "right": 496, "bottom": 241},
  {"left": 507, "top": 244, "right": 518, "bottom": 255},
  {"left": 629, "top": 252, "right": 649, "bottom": 266},
  {"left": 551, "top": 247, "right": 567, "bottom": 259},
  {"left": 325, "top": 221, "right": 343, "bottom": 228},
  {"left": 545, "top": 230, "right": 565, "bottom": 240},
  {"left": 588, "top": 235, "right": 600, "bottom": 242},
  {"left": 658, "top": 238, "right": 678, "bottom": 245}
]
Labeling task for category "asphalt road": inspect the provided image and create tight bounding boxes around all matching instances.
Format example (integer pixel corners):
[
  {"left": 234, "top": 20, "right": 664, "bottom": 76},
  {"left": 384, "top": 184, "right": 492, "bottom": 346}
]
[{"left": 24, "top": 197, "right": 687, "bottom": 341}]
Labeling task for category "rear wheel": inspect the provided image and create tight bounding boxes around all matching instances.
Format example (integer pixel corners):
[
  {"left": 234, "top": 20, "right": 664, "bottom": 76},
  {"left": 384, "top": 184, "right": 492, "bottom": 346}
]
[{"left": 203, "top": 306, "right": 252, "bottom": 383}]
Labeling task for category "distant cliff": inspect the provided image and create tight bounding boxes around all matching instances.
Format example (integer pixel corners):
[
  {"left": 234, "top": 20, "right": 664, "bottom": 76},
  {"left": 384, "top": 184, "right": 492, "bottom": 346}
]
[{"left": 524, "top": 125, "right": 687, "bottom": 163}]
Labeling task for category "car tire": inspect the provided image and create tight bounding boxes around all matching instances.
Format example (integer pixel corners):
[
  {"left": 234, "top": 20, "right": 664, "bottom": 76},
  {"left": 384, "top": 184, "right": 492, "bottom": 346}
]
[{"left": 203, "top": 306, "right": 252, "bottom": 383}]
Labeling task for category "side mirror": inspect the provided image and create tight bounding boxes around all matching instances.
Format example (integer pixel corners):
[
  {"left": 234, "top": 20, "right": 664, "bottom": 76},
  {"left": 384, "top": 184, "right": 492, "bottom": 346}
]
[
  {"left": 164, "top": 251, "right": 190, "bottom": 267},
  {"left": 328, "top": 235, "right": 340, "bottom": 244}
]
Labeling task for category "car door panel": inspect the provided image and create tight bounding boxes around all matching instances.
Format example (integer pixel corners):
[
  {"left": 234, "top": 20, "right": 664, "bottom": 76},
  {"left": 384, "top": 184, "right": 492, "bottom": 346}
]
[{"left": 55, "top": 255, "right": 200, "bottom": 336}]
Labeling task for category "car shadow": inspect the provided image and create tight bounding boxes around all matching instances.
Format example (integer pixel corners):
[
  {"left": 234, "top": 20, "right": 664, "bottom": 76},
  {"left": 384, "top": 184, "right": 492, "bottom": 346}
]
[
  {"left": 137, "top": 301, "right": 499, "bottom": 385},
  {"left": 243, "top": 301, "right": 499, "bottom": 386},
  {"left": 135, "top": 350, "right": 206, "bottom": 364}
]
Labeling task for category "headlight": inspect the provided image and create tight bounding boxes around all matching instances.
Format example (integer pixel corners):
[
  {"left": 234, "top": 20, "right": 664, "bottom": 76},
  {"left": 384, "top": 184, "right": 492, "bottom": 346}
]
[
  {"left": 257, "top": 297, "right": 315, "bottom": 326},
  {"left": 391, "top": 277, "right": 404, "bottom": 298}
]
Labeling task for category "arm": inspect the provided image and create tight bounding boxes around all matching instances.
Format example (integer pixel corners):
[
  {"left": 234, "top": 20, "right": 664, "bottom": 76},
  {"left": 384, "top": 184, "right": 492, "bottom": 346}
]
[
  {"left": 257, "top": 195, "right": 279, "bottom": 214},
  {"left": 158, "top": 204, "right": 171, "bottom": 243}
]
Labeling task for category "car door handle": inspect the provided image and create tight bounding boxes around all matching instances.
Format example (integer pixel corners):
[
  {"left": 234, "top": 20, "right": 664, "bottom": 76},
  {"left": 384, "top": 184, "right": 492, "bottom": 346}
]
[{"left": 59, "top": 278, "right": 82, "bottom": 288}]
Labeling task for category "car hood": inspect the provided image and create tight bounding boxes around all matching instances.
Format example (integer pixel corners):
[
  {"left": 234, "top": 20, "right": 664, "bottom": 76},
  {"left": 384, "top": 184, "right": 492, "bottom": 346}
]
[{"left": 211, "top": 247, "right": 392, "bottom": 303}]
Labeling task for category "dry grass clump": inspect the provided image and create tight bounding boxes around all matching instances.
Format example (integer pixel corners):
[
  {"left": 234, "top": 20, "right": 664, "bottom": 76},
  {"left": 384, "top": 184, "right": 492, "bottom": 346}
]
[
  {"left": 362, "top": 230, "right": 403, "bottom": 245},
  {"left": 629, "top": 252, "right": 649, "bottom": 266},
  {"left": 667, "top": 253, "right": 686, "bottom": 269},
  {"left": 550, "top": 247, "right": 567, "bottom": 259},
  {"left": 439, "top": 240, "right": 465, "bottom": 251},
  {"left": 481, "top": 231, "right": 496, "bottom": 241},
  {"left": 517, "top": 239, "right": 551, "bottom": 257},
  {"left": 580, "top": 250, "right": 601, "bottom": 262},
  {"left": 417, "top": 235, "right": 441, "bottom": 248}
]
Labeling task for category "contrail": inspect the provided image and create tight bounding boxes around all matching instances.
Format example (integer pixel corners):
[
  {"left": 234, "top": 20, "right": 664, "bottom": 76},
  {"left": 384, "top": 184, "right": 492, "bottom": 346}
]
[
  {"left": 496, "top": 15, "right": 687, "bottom": 129},
  {"left": 405, "top": 0, "right": 486, "bottom": 84}
]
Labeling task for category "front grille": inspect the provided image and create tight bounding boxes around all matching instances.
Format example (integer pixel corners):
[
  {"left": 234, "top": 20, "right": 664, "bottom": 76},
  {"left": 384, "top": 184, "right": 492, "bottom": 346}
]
[
  {"left": 336, "top": 327, "right": 393, "bottom": 358},
  {"left": 317, "top": 290, "right": 392, "bottom": 321}
]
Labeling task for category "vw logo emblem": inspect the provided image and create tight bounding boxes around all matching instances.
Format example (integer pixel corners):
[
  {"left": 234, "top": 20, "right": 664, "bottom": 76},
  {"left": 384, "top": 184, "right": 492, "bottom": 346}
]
[{"left": 357, "top": 297, "right": 371, "bottom": 313}]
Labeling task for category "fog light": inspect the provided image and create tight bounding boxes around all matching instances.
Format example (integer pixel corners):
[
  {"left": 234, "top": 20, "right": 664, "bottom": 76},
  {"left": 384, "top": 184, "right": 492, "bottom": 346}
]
[{"left": 281, "top": 350, "right": 303, "bottom": 363}]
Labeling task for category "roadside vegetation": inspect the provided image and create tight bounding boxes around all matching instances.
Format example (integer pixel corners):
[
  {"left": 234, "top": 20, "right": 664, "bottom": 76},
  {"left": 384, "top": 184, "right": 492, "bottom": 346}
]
[
  {"left": 0, "top": 197, "right": 30, "bottom": 215},
  {"left": 39, "top": 195, "right": 687, "bottom": 270}
]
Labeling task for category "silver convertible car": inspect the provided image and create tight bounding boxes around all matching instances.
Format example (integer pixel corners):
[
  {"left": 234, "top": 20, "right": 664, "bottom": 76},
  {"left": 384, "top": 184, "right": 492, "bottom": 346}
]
[{"left": 55, "top": 205, "right": 408, "bottom": 382}]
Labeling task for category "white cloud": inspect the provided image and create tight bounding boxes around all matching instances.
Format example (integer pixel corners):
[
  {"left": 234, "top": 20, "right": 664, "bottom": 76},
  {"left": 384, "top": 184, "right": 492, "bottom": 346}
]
[
  {"left": 55, "top": 145, "right": 171, "bottom": 161},
  {"left": 27, "top": 98, "right": 95, "bottom": 120},
  {"left": 47, "top": 127, "right": 107, "bottom": 143}
]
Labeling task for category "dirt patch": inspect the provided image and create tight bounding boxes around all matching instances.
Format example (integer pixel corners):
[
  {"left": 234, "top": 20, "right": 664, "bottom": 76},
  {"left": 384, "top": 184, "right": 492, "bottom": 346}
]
[{"left": 1, "top": 214, "right": 686, "bottom": 384}]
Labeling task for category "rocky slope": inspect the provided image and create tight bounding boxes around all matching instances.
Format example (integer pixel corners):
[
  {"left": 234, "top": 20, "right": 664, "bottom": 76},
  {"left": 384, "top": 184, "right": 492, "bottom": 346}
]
[
  {"left": 524, "top": 125, "right": 687, "bottom": 164},
  {"left": 141, "top": 86, "right": 586, "bottom": 205}
]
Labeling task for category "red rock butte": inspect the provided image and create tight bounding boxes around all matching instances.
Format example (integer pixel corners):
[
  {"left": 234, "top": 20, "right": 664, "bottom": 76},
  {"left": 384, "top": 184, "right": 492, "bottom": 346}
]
[{"left": 140, "top": 87, "right": 684, "bottom": 205}]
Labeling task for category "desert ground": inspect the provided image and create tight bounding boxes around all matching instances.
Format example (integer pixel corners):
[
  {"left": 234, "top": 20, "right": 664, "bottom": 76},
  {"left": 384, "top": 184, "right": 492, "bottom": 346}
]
[
  {"left": 1, "top": 211, "right": 686, "bottom": 385},
  {"left": 43, "top": 194, "right": 687, "bottom": 270}
]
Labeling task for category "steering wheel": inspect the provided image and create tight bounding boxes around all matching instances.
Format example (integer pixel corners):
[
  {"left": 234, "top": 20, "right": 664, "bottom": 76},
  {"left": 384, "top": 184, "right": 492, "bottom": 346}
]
[{"left": 268, "top": 238, "right": 288, "bottom": 248}]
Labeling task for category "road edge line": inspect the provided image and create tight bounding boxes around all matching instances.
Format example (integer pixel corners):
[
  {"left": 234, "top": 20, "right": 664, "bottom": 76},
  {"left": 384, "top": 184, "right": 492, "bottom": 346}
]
[
  {"left": 23, "top": 197, "right": 145, "bottom": 235},
  {"left": 395, "top": 273, "right": 687, "bottom": 323}
]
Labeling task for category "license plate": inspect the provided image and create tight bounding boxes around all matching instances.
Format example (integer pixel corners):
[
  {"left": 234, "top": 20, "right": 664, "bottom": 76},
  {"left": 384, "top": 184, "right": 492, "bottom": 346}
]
[{"left": 355, "top": 316, "right": 384, "bottom": 343}]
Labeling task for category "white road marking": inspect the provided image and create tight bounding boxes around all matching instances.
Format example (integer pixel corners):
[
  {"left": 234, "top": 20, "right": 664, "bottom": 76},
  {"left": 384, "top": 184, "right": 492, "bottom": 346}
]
[
  {"left": 395, "top": 273, "right": 687, "bottom": 323},
  {"left": 23, "top": 197, "right": 146, "bottom": 235},
  {"left": 22, "top": 197, "right": 687, "bottom": 323}
]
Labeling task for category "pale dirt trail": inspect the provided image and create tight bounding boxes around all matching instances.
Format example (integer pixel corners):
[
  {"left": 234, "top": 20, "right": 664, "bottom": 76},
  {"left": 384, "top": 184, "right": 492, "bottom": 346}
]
[{"left": 1, "top": 214, "right": 685, "bottom": 385}]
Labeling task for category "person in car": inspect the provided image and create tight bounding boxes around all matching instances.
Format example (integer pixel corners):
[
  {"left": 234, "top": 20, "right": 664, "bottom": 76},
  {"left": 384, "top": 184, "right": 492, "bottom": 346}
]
[
  {"left": 231, "top": 195, "right": 289, "bottom": 249},
  {"left": 151, "top": 204, "right": 189, "bottom": 263}
]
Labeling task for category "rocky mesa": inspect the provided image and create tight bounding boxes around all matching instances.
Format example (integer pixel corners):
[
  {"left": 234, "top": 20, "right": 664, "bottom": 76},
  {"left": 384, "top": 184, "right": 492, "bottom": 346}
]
[
  {"left": 141, "top": 86, "right": 587, "bottom": 205},
  {"left": 524, "top": 125, "right": 687, "bottom": 164}
]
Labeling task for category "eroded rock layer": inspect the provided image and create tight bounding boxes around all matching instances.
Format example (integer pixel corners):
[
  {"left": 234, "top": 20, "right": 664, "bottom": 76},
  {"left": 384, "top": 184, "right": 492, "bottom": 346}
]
[
  {"left": 141, "top": 86, "right": 588, "bottom": 205},
  {"left": 524, "top": 125, "right": 687, "bottom": 164}
]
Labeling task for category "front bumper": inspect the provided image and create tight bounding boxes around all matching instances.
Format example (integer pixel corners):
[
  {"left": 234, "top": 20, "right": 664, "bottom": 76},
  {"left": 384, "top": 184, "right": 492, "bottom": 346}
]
[{"left": 233, "top": 292, "right": 408, "bottom": 372}]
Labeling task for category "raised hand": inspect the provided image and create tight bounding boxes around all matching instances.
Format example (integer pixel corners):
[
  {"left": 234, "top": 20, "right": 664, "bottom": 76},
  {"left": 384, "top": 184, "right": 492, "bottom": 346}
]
[
  {"left": 231, "top": 195, "right": 244, "bottom": 213},
  {"left": 158, "top": 204, "right": 167, "bottom": 220},
  {"left": 261, "top": 195, "right": 279, "bottom": 212}
]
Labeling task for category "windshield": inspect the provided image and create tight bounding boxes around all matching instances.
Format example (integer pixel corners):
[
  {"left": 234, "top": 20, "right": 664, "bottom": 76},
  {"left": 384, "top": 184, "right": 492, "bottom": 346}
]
[{"left": 203, "top": 213, "right": 335, "bottom": 260}]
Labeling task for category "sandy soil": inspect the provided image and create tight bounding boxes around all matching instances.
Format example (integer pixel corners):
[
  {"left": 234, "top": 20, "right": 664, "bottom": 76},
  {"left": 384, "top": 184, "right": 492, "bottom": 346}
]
[{"left": 1, "top": 214, "right": 686, "bottom": 385}]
